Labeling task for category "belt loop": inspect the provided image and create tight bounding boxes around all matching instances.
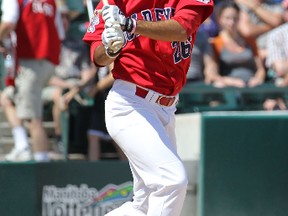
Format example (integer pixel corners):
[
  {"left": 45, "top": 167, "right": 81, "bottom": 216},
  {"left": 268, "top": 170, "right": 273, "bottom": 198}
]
[
  {"left": 135, "top": 85, "right": 178, "bottom": 107},
  {"left": 135, "top": 86, "right": 148, "bottom": 98}
]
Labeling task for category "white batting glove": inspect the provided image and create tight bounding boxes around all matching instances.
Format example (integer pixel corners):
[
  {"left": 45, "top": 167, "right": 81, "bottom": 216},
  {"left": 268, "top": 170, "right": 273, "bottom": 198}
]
[
  {"left": 102, "top": 5, "right": 137, "bottom": 33},
  {"left": 102, "top": 24, "right": 124, "bottom": 57},
  {"left": 102, "top": 5, "right": 125, "bottom": 25}
]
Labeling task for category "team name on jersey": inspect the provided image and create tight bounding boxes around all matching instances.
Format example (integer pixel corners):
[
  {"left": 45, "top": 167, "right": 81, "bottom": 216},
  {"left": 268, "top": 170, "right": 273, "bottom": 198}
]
[
  {"left": 32, "top": 1, "right": 54, "bottom": 17},
  {"left": 125, "top": 7, "right": 192, "bottom": 65},
  {"left": 141, "top": 7, "right": 175, "bottom": 21},
  {"left": 125, "top": 7, "right": 175, "bottom": 41}
]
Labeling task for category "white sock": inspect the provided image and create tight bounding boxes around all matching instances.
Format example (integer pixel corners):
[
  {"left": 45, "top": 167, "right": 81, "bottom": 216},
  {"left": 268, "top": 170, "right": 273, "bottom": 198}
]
[
  {"left": 34, "top": 152, "right": 50, "bottom": 162},
  {"left": 12, "top": 126, "right": 29, "bottom": 150}
]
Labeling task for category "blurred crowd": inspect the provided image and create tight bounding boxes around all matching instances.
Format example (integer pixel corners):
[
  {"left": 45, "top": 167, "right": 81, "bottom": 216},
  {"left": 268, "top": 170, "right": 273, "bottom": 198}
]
[
  {"left": 0, "top": 0, "right": 287, "bottom": 162},
  {"left": 0, "top": 0, "right": 126, "bottom": 162},
  {"left": 188, "top": 0, "right": 288, "bottom": 110}
]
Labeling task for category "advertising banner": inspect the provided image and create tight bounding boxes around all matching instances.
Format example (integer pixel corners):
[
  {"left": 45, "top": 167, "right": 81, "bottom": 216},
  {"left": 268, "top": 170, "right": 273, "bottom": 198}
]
[
  {"left": 0, "top": 161, "right": 132, "bottom": 216},
  {"left": 42, "top": 182, "right": 133, "bottom": 216}
]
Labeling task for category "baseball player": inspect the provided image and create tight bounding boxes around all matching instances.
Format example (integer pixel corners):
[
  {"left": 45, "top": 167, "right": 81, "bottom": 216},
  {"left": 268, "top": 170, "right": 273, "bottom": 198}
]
[{"left": 83, "top": 0, "right": 213, "bottom": 215}]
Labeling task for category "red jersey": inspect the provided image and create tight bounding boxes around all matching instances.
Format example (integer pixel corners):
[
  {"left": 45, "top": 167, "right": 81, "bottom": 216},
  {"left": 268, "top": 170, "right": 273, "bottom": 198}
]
[
  {"left": 83, "top": 0, "right": 213, "bottom": 95},
  {"left": 16, "top": 0, "right": 61, "bottom": 65}
]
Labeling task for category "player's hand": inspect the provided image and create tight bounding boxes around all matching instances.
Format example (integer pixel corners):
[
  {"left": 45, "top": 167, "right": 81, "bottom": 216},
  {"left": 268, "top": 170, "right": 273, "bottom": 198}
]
[
  {"left": 102, "top": 5, "right": 136, "bottom": 33},
  {"left": 102, "top": 5, "right": 126, "bottom": 26},
  {"left": 102, "top": 23, "right": 124, "bottom": 55}
]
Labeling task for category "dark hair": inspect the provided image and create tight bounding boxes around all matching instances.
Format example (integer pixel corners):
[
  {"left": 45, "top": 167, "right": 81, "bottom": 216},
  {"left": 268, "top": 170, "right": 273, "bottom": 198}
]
[{"left": 215, "top": 1, "right": 240, "bottom": 19}]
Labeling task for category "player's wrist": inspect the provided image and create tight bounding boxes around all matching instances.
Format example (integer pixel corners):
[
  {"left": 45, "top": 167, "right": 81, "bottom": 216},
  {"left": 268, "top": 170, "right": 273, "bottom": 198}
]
[
  {"left": 105, "top": 47, "right": 122, "bottom": 58},
  {"left": 123, "top": 18, "right": 137, "bottom": 34}
]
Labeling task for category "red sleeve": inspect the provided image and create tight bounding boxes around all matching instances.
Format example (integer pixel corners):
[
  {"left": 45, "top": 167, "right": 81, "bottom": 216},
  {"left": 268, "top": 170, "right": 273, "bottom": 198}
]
[
  {"left": 90, "top": 41, "right": 107, "bottom": 67},
  {"left": 172, "top": 1, "right": 214, "bottom": 36}
]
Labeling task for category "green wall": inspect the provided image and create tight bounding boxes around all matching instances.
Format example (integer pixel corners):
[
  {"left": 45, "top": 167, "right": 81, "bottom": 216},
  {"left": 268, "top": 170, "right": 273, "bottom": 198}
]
[{"left": 198, "top": 112, "right": 288, "bottom": 216}]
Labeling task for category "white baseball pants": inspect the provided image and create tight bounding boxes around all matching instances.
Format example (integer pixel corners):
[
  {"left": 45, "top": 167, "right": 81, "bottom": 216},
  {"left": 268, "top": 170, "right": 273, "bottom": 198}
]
[{"left": 104, "top": 79, "right": 188, "bottom": 216}]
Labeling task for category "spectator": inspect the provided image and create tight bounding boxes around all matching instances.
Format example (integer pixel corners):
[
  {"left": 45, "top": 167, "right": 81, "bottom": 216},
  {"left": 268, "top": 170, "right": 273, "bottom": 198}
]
[
  {"left": 235, "top": 0, "right": 285, "bottom": 61},
  {"left": 0, "top": 32, "right": 31, "bottom": 162},
  {"left": 0, "top": 87, "right": 31, "bottom": 161},
  {"left": 186, "top": 29, "right": 221, "bottom": 85},
  {"left": 211, "top": 1, "right": 266, "bottom": 88},
  {"left": 87, "top": 63, "right": 126, "bottom": 161},
  {"left": 265, "top": 0, "right": 288, "bottom": 79},
  {"left": 42, "top": 3, "right": 96, "bottom": 154},
  {"left": 263, "top": 0, "right": 288, "bottom": 110},
  {"left": 266, "top": 24, "right": 288, "bottom": 83},
  {"left": 284, "top": 0, "right": 288, "bottom": 21},
  {"left": 0, "top": 0, "right": 62, "bottom": 162},
  {"left": 184, "top": 29, "right": 224, "bottom": 109},
  {"left": 199, "top": 12, "right": 220, "bottom": 38}
]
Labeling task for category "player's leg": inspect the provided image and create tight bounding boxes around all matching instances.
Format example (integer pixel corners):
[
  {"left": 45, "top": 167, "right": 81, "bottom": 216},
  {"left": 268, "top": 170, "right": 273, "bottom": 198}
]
[
  {"left": 105, "top": 80, "right": 188, "bottom": 216},
  {"left": 107, "top": 105, "right": 187, "bottom": 216},
  {"left": 146, "top": 106, "right": 187, "bottom": 216}
]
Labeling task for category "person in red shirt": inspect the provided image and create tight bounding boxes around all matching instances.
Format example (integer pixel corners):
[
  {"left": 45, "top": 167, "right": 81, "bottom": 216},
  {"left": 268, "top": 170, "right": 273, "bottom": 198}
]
[
  {"left": 0, "top": 0, "right": 61, "bottom": 162},
  {"left": 83, "top": 0, "right": 213, "bottom": 215}
]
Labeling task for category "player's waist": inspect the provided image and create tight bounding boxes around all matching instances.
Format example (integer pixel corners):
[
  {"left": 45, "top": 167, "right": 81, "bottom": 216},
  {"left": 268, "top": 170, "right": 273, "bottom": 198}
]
[
  {"left": 114, "top": 79, "right": 179, "bottom": 107},
  {"left": 135, "top": 86, "right": 178, "bottom": 107}
]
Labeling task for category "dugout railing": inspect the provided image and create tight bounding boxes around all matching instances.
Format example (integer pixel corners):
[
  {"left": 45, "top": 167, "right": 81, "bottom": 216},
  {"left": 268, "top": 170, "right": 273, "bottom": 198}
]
[{"left": 177, "top": 82, "right": 288, "bottom": 113}]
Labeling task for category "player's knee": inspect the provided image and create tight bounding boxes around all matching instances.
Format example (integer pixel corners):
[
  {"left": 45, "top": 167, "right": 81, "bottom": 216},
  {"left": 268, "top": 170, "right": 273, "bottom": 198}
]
[
  {"left": 163, "top": 171, "right": 188, "bottom": 198},
  {"left": 175, "top": 171, "right": 188, "bottom": 191},
  {"left": 161, "top": 161, "right": 188, "bottom": 190}
]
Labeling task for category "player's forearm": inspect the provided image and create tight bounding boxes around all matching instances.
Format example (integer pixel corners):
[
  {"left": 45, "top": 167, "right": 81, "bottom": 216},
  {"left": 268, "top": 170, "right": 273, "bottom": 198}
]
[
  {"left": 94, "top": 19, "right": 188, "bottom": 65},
  {"left": 134, "top": 19, "right": 188, "bottom": 42},
  {"left": 94, "top": 45, "right": 116, "bottom": 67}
]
